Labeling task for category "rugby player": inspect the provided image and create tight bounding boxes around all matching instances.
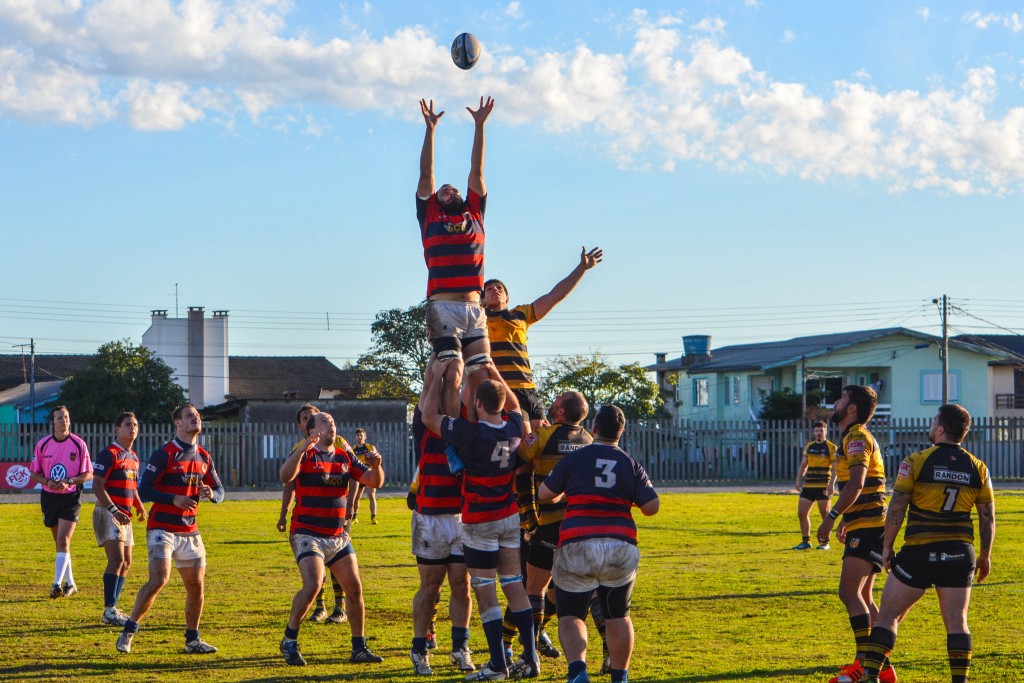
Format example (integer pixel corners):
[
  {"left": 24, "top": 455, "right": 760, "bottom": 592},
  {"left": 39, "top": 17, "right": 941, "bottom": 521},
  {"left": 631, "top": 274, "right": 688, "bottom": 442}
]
[
  {"left": 518, "top": 391, "right": 593, "bottom": 657},
  {"left": 816, "top": 386, "right": 897, "bottom": 683},
  {"left": 857, "top": 405, "right": 995, "bottom": 683},
  {"left": 538, "top": 405, "right": 660, "bottom": 683},
  {"left": 417, "top": 96, "right": 495, "bottom": 420},
  {"left": 408, "top": 396, "right": 474, "bottom": 675},
  {"left": 483, "top": 246, "right": 602, "bottom": 430},
  {"left": 793, "top": 420, "right": 838, "bottom": 550},
  {"left": 28, "top": 405, "right": 93, "bottom": 599},
  {"left": 116, "top": 404, "right": 225, "bottom": 655},
  {"left": 420, "top": 355, "right": 539, "bottom": 681},
  {"left": 277, "top": 403, "right": 347, "bottom": 623},
  {"left": 350, "top": 428, "right": 381, "bottom": 525},
  {"left": 92, "top": 411, "right": 147, "bottom": 626},
  {"left": 277, "top": 411, "right": 384, "bottom": 667}
]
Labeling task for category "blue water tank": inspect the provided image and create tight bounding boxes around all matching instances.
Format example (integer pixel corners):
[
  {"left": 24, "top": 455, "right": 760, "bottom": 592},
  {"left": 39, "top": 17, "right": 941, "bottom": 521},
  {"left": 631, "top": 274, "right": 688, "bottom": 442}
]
[{"left": 683, "top": 335, "right": 712, "bottom": 356}]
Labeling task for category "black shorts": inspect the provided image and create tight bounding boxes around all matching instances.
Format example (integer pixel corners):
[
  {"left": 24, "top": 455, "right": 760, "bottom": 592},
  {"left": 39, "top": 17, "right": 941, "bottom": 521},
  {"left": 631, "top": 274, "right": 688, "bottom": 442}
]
[
  {"left": 800, "top": 487, "right": 829, "bottom": 502},
  {"left": 513, "top": 388, "right": 547, "bottom": 422},
  {"left": 843, "top": 526, "right": 884, "bottom": 573},
  {"left": 527, "top": 522, "right": 560, "bottom": 571},
  {"left": 41, "top": 489, "right": 82, "bottom": 528},
  {"left": 891, "top": 543, "right": 976, "bottom": 589}
]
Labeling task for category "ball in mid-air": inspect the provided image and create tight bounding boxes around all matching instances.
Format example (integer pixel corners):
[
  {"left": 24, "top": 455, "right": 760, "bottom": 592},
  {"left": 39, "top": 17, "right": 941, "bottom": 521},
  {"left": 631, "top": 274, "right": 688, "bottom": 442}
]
[{"left": 451, "top": 32, "right": 481, "bottom": 70}]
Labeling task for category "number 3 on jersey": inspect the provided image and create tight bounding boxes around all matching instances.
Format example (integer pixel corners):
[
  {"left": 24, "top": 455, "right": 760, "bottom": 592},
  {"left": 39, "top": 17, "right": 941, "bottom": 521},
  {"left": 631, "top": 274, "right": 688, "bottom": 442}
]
[
  {"left": 595, "top": 458, "right": 617, "bottom": 488},
  {"left": 490, "top": 442, "right": 511, "bottom": 469}
]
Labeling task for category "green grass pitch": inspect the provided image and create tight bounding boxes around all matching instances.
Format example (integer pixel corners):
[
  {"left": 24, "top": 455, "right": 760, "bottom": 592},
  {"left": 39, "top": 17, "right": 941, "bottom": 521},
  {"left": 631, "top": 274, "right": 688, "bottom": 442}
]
[{"left": 0, "top": 491, "right": 1021, "bottom": 682}]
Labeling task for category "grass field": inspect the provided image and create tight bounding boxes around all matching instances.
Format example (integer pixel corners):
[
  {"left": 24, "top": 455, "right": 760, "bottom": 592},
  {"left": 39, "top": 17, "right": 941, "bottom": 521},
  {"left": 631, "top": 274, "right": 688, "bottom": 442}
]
[{"left": 1, "top": 490, "right": 1021, "bottom": 682}]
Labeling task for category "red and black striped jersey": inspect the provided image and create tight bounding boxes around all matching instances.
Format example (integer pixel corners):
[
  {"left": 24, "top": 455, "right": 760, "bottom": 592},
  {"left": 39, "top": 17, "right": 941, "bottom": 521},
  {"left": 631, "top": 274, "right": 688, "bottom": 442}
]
[
  {"left": 291, "top": 445, "right": 371, "bottom": 537},
  {"left": 542, "top": 442, "right": 658, "bottom": 547},
  {"left": 412, "top": 408, "right": 463, "bottom": 516},
  {"left": 141, "top": 438, "right": 222, "bottom": 534},
  {"left": 417, "top": 190, "right": 486, "bottom": 297},
  {"left": 440, "top": 412, "right": 523, "bottom": 524},
  {"left": 93, "top": 443, "right": 139, "bottom": 512}
]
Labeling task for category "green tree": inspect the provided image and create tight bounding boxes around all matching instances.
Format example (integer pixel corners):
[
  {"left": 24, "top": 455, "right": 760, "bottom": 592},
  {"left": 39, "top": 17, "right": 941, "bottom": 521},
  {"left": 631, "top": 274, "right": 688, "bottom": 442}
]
[
  {"left": 537, "top": 354, "right": 666, "bottom": 419},
  {"left": 58, "top": 340, "right": 187, "bottom": 423},
  {"left": 757, "top": 387, "right": 825, "bottom": 420},
  {"left": 351, "top": 301, "right": 431, "bottom": 404}
]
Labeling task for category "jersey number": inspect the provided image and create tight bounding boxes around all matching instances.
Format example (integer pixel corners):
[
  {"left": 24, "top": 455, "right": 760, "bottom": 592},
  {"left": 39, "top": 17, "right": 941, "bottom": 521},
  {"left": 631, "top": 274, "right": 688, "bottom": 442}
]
[
  {"left": 490, "top": 443, "right": 511, "bottom": 469},
  {"left": 942, "top": 486, "right": 959, "bottom": 512},
  {"left": 595, "top": 459, "right": 617, "bottom": 488}
]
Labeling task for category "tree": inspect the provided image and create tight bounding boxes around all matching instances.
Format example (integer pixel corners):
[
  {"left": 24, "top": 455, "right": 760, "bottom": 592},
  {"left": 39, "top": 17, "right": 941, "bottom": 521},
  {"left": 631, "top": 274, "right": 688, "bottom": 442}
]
[
  {"left": 350, "top": 301, "right": 431, "bottom": 404},
  {"left": 537, "top": 354, "right": 666, "bottom": 420},
  {"left": 58, "top": 340, "right": 187, "bottom": 423},
  {"left": 757, "top": 387, "right": 826, "bottom": 420}
]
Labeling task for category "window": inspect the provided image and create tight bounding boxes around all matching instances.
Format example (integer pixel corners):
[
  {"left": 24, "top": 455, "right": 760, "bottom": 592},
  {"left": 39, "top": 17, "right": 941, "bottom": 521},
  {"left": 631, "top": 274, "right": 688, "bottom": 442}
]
[
  {"left": 732, "top": 376, "right": 741, "bottom": 404},
  {"left": 921, "top": 371, "right": 960, "bottom": 403},
  {"left": 694, "top": 378, "right": 709, "bottom": 407}
]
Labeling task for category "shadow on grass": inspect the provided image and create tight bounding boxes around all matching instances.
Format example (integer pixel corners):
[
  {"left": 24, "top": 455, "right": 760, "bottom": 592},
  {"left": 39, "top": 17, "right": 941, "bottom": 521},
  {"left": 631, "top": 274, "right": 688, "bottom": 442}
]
[
  {"left": 221, "top": 540, "right": 284, "bottom": 545},
  {"left": 661, "top": 666, "right": 830, "bottom": 681},
  {"left": 667, "top": 588, "right": 832, "bottom": 601}
]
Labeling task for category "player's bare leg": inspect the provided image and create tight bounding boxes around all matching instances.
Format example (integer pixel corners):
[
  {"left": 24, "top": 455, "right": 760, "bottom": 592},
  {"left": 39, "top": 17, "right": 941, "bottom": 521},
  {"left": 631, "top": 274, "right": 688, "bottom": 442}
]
[
  {"left": 331, "top": 553, "right": 383, "bottom": 662},
  {"left": 605, "top": 616, "right": 634, "bottom": 671},
  {"left": 797, "top": 498, "right": 813, "bottom": 541},
  {"left": 179, "top": 565, "right": 206, "bottom": 631},
  {"left": 290, "top": 557, "right": 325, "bottom": 628},
  {"left": 128, "top": 557, "right": 172, "bottom": 624}
]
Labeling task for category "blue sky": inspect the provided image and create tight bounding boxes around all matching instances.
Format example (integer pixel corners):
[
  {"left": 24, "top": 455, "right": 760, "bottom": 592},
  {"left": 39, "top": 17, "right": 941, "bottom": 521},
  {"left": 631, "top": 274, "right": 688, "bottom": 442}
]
[{"left": 3, "top": 0, "right": 1024, "bottom": 372}]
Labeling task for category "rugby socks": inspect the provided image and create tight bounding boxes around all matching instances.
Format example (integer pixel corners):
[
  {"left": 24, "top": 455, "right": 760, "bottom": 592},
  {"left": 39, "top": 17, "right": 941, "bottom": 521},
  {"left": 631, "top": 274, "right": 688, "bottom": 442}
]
[
  {"left": 103, "top": 572, "right": 118, "bottom": 607},
  {"left": 185, "top": 629, "right": 200, "bottom": 644},
  {"left": 351, "top": 636, "right": 368, "bottom": 653},
  {"left": 511, "top": 607, "right": 537, "bottom": 664},
  {"left": 529, "top": 594, "right": 544, "bottom": 637},
  {"left": 542, "top": 594, "right": 557, "bottom": 630},
  {"left": 501, "top": 606, "right": 517, "bottom": 648},
  {"left": 284, "top": 625, "right": 300, "bottom": 642},
  {"left": 315, "top": 585, "right": 326, "bottom": 610},
  {"left": 802, "top": 535, "right": 811, "bottom": 544},
  {"left": 610, "top": 668, "right": 629, "bottom": 683},
  {"left": 114, "top": 575, "right": 126, "bottom": 603},
  {"left": 54, "top": 552, "right": 70, "bottom": 586},
  {"left": 482, "top": 615, "right": 507, "bottom": 670},
  {"left": 861, "top": 626, "right": 896, "bottom": 677},
  {"left": 123, "top": 619, "right": 140, "bottom": 634},
  {"left": 452, "top": 626, "right": 470, "bottom": 652},
  {"left": 948, "top": 632, "right": 972, "bottom": 683},
  {"left": 568, "top": 660, "right": 588, "bottom": 679},
  {"left": 849, "top": 613, "right": 872, "bottom": 660},
  {"left": 331, "top": 573, "right": 344, "bottom": 606},
  {"left": 63, "top": 557, "right": 75, "bottom": 586},
  {"left": 412, "top": 636, "right": 429, "bottom": 654}
]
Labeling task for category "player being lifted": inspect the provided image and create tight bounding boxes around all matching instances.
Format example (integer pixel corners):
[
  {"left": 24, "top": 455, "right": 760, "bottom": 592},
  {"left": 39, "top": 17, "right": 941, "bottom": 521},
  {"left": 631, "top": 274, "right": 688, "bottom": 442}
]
[
  {"left": 857, "top": 405, "right": 995, "bottom": 683},
  {"left": 417, "top": 96, "right": 494, "bottom": 420},
  {"left": 793, "top": 420, "right": 837, "bottom": 550},
  {"left": 816, "top": 386, "right": 897, "bottom": 683}
]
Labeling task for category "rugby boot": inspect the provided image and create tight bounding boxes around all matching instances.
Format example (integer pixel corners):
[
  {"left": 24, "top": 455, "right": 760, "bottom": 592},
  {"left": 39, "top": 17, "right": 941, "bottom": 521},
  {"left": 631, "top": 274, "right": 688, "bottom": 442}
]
[{"left": 829, "top": 660, "right": 863, "bottom": 683}]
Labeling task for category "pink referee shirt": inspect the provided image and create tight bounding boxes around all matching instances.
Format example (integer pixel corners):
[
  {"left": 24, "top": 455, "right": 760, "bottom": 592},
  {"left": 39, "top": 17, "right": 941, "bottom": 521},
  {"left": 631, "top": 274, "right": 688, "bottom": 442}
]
[{"left": 30, "top": 433, "right": 93, "bottom": 494}]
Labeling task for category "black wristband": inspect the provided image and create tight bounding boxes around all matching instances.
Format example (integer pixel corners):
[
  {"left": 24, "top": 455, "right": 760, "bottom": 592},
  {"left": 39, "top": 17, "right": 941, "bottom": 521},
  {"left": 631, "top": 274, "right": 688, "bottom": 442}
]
[
  {"left": 828, "top": 508, "right": 841, "bottom": 520},
  {"left": 107, "top": 504, "right": 119, "bottom": 514}
]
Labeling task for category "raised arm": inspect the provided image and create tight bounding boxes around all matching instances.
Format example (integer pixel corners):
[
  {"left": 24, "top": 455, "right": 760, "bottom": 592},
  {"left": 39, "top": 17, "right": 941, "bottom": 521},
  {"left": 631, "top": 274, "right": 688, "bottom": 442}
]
[
  {"left": 418, "top": 98, "right": 444, "bottom": 198},
  {"left": 466, "top": 96, "right": 494, "bottom": 197},
  {"left": 418, "top": 354, "right": 449, "bottom": 435},
  {"left": 532, "top": 246, "right": 603, "bottom": 321}
]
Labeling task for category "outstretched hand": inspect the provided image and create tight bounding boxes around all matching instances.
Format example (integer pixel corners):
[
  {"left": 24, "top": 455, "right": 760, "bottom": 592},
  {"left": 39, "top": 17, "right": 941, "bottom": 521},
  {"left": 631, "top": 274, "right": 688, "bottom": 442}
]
[
  {"left": 420, "top": 98, "right": 444, "bottom": 128},
  {"left": 580, "top": 246, "right": 603, "bottom": 270},
  {"left": 467, "top": 96, "right": 495, "bottom": 125}
]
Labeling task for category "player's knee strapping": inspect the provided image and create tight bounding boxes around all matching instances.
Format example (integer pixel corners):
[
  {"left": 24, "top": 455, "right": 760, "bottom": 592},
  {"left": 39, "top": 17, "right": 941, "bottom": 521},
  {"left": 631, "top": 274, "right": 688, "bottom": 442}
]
[
  {"left": 480, "top": 606, "right": 503, "bottom": 623},
  {"left": 464, "top": 351, "right": 490, "bottom": 367},
  {"left": 470, "top": 576, "right": 496, "bottom": 588},
  {"left": 498, "top": 574, "right": 522, "bottom": 586},
  {"left": 431, "top": 335, "right": 461, "bottom": 361}
]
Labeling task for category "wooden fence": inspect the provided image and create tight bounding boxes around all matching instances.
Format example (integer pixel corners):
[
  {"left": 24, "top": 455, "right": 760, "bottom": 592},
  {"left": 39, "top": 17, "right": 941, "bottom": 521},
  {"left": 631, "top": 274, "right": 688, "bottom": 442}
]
[{"left": 3, "top": 417, "right": 1022, "bottom": 488}]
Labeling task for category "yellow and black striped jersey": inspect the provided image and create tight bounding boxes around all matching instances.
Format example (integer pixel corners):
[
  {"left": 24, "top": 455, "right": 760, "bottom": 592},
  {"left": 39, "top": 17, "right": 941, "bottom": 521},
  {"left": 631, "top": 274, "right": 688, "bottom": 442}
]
[
  {"left": 802, "top": 440, "right": 837, "bottom": 488},
  {"left": 519, "top": 422, "right": 592, "bottom": 525},
  {"left": 895, "top": 443, "right": 993, "bottom": 547},
  {"left": 486, "top": 304, "right": 538, "bottom": 390},
  {"left": 292, "top": 435, "right": 351, "bottom": 454},
  {"left": 352, "top": 442, "right": 376, "bottom": 464},
  {"left": 836, "top": 423, "right": 886, "bottom": 531}
]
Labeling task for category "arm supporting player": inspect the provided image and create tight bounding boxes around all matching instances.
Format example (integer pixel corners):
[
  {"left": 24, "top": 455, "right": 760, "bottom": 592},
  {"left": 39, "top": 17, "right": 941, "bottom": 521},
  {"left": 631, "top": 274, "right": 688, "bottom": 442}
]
[
  {"left": 418, "top": 355, "right": 449, "bottom": 436},
  {"left": 532, "top": 246, "right": 604, "bottom": 321},
  {"left": 817, "top": 464, "right": 866, "bottom": 544},
  {"left": 976, "top": 500, "right": 996, "bottom": 582}
]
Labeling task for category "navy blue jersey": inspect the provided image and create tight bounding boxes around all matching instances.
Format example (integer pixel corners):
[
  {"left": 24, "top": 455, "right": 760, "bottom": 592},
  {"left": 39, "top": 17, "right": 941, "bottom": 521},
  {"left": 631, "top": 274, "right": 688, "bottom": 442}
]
[
  {"left": 440, "top": 411, "right": 523, "bottom": 523},
  {"left": 543, "top": 442, "right": 658, "bottom": 546}
]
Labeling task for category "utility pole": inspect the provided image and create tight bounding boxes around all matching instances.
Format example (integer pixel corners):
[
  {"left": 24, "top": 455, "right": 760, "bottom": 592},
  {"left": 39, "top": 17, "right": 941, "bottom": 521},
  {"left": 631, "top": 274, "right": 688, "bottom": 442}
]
[
  {"left": 933, "top": 295, "right": 949, "bottom": 404},
  {"left": 800, "top": 355, "right": 807, "bottom": 419}
]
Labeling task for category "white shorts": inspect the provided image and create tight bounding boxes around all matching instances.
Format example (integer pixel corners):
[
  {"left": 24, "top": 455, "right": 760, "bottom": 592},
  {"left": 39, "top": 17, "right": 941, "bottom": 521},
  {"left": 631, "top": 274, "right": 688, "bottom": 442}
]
[
  {"left": 426, "top": 300, "right": 486, "bottom": 342},
  {"left": 290, "top": 532, "right": 353, "bottom": 566},
  {"left": 93, "top": 506, "right": 135, "bottom": 547},
  {"left": 462, "top": 513, "right": 521, "bottom": 553},
  {"left": 412, "top": 511, "right": 464, "bottom": 561},
  {"left": 552, "top": 538, "right": 640, "bottom": 593},
  {"left": 147, "top": 529, "right": 206, "bottom": 569}
]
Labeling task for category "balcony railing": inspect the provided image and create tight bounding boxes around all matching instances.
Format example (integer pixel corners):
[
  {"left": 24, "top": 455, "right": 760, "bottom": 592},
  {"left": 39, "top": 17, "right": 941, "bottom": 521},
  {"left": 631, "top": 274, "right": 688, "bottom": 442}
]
[{"left": 995, "top": 393, "right": 1024, "bottom": 409}]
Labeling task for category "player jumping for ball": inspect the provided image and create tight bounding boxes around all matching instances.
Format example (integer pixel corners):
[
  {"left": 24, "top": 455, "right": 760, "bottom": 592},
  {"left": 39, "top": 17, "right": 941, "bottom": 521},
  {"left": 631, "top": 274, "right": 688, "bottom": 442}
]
[{"left": 417, "top": 96, "right": 494, "bottom": 420}]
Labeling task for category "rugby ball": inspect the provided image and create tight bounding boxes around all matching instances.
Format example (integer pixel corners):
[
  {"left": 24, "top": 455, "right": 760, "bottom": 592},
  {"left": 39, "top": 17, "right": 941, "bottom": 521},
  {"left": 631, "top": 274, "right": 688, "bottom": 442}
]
[{"left": 451, "top": 32, "right": 481, "bottom": 70}]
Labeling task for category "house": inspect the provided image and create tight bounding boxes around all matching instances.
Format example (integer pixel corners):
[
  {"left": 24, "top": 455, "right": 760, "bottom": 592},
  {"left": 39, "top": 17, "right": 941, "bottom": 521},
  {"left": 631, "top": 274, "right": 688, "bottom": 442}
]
[
  {"left": 646, "top": 328, "right": 1017, "bottom": 423},
  {"left": 952, "top": 334, "right": 1024, "bottom": 418},
  {"left": 0, "top": 354, "right": 92, "bottom": 392},
  {"left": 0, "top": 381, "right": 64, "bottom": 424}
]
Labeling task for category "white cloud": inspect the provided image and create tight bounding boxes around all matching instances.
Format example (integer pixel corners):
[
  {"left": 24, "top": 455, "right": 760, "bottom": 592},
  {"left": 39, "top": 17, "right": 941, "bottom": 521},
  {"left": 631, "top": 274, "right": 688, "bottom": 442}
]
[
  {"left": 918, "top": 7, "right": 930, "bottom": 21},
  {"left": 505, "top": 1, "right": 522, "bottom": 20},
  {"left": 963, "top": 10, "right": 1024, "bottom": 32},
  {"left": 781, "top": 29, "right": 795, "bottom": 43},
  {"left": 2, "top": 1, "right": 1024, "bottom": 194}
]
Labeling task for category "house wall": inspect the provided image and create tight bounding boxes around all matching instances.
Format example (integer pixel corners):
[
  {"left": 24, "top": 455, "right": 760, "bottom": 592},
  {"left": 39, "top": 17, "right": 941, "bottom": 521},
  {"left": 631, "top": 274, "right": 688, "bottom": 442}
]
[
  {"left": 240, "top": 399, "right": 408, "bottom": 425},
  {"left": 142, "top": 313, "right": 229, "bottom": 409},
  {"left": 990, "top": 366, "right": 1024, "bottom": 417}
]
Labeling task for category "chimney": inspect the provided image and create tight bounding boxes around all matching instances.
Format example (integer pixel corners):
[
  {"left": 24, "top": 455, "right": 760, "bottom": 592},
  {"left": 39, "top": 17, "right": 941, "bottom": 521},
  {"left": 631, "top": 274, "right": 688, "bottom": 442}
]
[
  {"left": 151, "top": 309, "right": 167, "bottom": 319},
  {"left": 655, "top": 353, "right": 667, "bottom": 365},
  {"left": 188, "top": 307, "right": 205, "bottom": 405}
]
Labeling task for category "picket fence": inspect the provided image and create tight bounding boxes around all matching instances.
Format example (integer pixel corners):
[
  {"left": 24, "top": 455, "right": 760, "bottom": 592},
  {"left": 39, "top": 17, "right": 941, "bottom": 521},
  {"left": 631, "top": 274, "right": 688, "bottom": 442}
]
[{"left": 2, "top": 417, "right": 1022, "bottom": 488}]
